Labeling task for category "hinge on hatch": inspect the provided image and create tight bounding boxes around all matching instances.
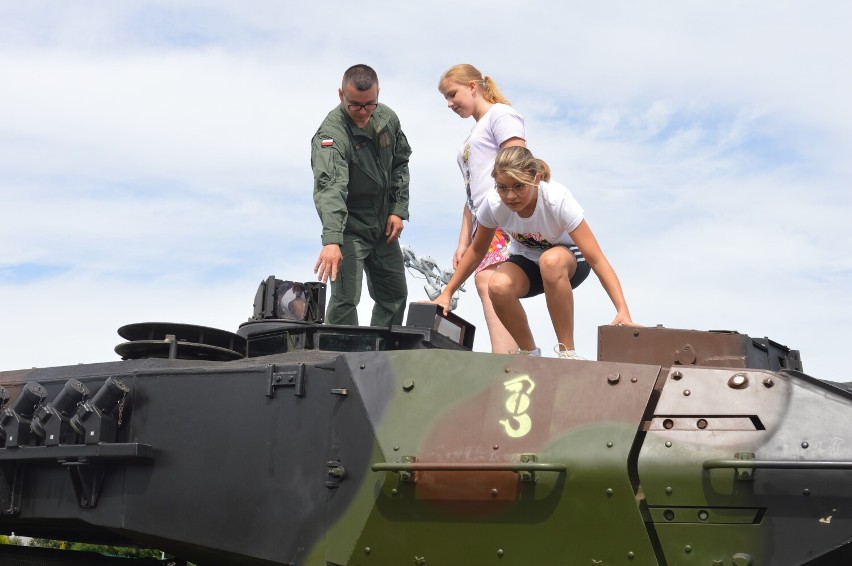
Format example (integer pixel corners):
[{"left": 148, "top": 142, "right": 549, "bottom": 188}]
[{"left": 326, "top": 460, "right": 346, "bottom": 488}]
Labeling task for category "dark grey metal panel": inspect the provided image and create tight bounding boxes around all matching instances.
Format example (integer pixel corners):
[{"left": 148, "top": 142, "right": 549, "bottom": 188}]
[{"left": 639, "top": 365, "right": 852, "bottom": 565}]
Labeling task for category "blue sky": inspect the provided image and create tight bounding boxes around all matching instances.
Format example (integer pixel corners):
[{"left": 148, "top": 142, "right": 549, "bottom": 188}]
[{"left": 1, "top": 1, "right": 850, "bottom": 380}]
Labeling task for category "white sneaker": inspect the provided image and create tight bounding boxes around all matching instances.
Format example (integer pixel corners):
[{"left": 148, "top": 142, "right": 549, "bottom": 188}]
[
  {"left": 511, "top": 347, "right": 541, "bottom": 357},
  {"left": 554, "top": 343, "right": 586, "bottom": 360}
]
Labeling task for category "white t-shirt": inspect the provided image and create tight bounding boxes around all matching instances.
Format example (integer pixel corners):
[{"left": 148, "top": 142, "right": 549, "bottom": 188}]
[
  {"left": 457, "top": 103, "right": 525, "bottom": 214},
  {"left": 476, "top": 180, "right": 585, "bottom": 263}
]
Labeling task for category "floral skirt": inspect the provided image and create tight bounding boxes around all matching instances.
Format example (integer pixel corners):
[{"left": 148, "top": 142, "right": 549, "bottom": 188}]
[{"left": 475, "top": 227, "right": 510, "bottom": 274}]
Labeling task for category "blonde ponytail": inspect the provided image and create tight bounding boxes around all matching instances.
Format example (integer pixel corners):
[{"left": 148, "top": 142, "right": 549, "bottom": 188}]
[{"left": 439, "top": 64, "right": 510, "bottom": 105}]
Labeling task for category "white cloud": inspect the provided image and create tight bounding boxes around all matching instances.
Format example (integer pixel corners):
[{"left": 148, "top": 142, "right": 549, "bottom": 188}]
[{"left": 1, "top": 1, "right": 851, "bottom": 382}]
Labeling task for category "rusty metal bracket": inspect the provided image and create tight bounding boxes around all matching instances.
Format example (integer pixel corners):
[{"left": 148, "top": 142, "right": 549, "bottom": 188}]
[{"left": 372, "top": 453, "right": 567, "bottom": 485}]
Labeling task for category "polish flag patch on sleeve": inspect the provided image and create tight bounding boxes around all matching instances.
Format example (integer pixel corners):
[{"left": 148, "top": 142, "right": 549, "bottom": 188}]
[{"left": 321, "top": 138, "right": 334, "bottom": 147}]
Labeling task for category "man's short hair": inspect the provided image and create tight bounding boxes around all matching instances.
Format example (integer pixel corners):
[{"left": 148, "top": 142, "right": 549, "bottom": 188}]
[{"left": 342, "top": 64, "right": 378, "bottom": 91}]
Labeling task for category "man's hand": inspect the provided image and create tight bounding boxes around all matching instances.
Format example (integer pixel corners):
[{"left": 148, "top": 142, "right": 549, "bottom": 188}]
[
  {"left": 314, "top": 244, "right": 343, "bottom": 284},
  {"left": 385, "top": 214, "right": 404, "bottom": 243}
]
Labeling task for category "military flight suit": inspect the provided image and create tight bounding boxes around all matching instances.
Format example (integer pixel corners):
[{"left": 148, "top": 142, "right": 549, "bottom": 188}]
[{"left": 311, "top": 102, "right": 412, "bottom": 327}]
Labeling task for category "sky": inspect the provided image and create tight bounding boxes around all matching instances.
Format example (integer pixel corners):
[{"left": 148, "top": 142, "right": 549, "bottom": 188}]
[{"left": 1, "top": 1, "right": 850, "bottom": 381}]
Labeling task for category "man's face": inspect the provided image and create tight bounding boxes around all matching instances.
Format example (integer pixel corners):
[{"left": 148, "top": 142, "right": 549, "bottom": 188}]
[{"left": 339, "top": 83, "right": 379, "bottom": 128}]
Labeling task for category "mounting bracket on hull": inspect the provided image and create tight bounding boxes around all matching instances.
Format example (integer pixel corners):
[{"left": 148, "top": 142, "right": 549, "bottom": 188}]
[
  {"left": 372, "top": 454, "right": 567, "bottom": 485},
  {"left": 65, "top": 460, "right": 106, "bottom": 509},
  {"left": 0, "top": 462, "right": 23, "bottom": 516},
  {"left": 0, "top": 442, "right": 154, "bottom": 514},
  {"left": 267, "top": 364, "right": 306, "bottom": 397}
]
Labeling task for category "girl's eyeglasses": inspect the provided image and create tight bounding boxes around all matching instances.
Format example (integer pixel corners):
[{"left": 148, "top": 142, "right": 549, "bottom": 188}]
[{"left": 495, "top": 182, "right": 534, "bottom": 196}]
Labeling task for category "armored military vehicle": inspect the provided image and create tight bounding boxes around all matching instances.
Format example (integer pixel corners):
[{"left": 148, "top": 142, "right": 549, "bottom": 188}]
[{"left": 1, "top": 276, "right": 851, "bottom": 565}]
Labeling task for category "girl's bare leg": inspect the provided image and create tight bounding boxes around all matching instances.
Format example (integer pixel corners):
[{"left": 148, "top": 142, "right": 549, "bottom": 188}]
[
  {"left": 539, "top": 247, "right": 577, "bottom": 351},
  {"left": 486, "top": 263, "right": 535, "bottom": 351},
  {"left": 475, "top": 267, "right": 518, "bottom": 353}
]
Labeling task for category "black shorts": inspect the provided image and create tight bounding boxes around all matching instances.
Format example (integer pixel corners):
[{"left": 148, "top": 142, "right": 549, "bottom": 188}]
[{"left": 505, "top": 245, "right": 591, "bottom": 298}]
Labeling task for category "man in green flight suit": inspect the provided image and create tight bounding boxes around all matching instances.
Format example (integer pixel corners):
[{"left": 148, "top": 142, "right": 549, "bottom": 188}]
[{"left": 311, "top": 64, "right": 412, "bottom": 326}]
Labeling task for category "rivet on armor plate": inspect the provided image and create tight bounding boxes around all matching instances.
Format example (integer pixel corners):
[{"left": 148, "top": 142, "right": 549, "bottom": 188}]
[
  {"left": 803, "top": 488, "right": 811, "bottom": 496},
  {"left": 364, "top": 547, "right": 371, "bottom": 555},
  {"left": 683, "top": 389, "right": 691, "bottom": 396},
  {"left": 665, "top": 441, "right": 672, "bottom": 448},
  {"left": 607, "top": 372, "right": 620, "bottom": 384},
  {"left": 665, "top": 486, "right": 673, "bottom": 495},
  {"left": 671, "top": 370, "right": 683, "bottom": 380},
  {"left": 801, "top": 441, "right": 809, "bottom": 449},
  {"left": 697, "top": 419, "right": 708, "bottom": 429},
  {"left": 627, "top": 551, "right": 635, "bottom": 560},
  {"left": 402, "top": 379, "right": 415, "bottom": 392},
  {"left": 698, "top": 509, "right": 709, "bottom": 521},
  {"left": 732, "top": 553, "right": 753, "bottom": 566},
  {"left": 728, "top": 373, "right": 749, "bottom": 389},
  {"left": 606, "top": 441, "right": 613, "bottom": 448},
  {"left": 491, "top": 489, "right": 498, "bottom": 497},
  {"left": 360, "top": 364, "right": 366, "bottom": 370},
  {"left": 684, "top": 545, "right": 692, "bottom": 554},
  {"left": 763, "top": 377, "right": 774, "bottom": 388},
  {"left": 606, "top": 488, "right": 613, "bottom": 497},
  {"left": 497, "top": 549, "right": 504, "bottom": 558}
]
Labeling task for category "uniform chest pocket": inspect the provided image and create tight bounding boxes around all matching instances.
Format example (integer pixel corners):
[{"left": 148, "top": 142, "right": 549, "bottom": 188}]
[
  {"left": 376, "top": 129, "right": 394, "bottom": 166},
  {"left": 350, "top": 138, "right": 390, "bottom": 190}
]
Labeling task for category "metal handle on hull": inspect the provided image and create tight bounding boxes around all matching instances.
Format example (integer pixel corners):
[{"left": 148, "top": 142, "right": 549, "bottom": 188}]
[
  {"left": 372, "top": 462, "right": 567, "bottom": 473},
  {"left": 704, "top": 459, "right": 852, "bottom": 471},
  {"left": 373, "top": 462, "right": 567, "bottom": 484},
  {"left": 373, "top": 454, "right": 565, "bottom": 483}
]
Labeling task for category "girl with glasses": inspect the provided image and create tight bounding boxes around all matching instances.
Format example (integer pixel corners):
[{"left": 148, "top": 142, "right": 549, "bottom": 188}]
[
  {"left": 438, "top": 64, "right": 526, "bottom": 354},
  {"left": 432, "top": 146, "right": 635, "bottom": 359}
]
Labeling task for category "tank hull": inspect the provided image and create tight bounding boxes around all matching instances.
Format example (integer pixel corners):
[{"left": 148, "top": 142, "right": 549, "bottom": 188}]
[{"left": 1, "top": 322, "right": 851, "bottom": 565}]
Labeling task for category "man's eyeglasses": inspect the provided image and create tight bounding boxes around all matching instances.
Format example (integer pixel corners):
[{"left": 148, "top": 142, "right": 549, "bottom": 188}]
[
  {"left": 346, "top": 101, "right": 379, "bottom": 112},
  {"left": 495, "top": 182, "right": 533, "bottom": 196}
]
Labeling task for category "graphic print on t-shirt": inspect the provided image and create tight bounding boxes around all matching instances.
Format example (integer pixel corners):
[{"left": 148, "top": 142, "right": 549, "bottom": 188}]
[
  {"left": 512, "top": 232, "right": 553, "bottom": 250},
  {"left": 462, "top": 143, "right": 475, "bottom": 211}
]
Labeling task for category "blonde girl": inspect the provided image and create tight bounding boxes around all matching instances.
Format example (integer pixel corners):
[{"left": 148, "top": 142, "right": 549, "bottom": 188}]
[
  {"left": 433, "top": 146, "right": 634, "bottom": 358},
  {"left": 439, "top": 64, "right": 526, "bottom": 353}
]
